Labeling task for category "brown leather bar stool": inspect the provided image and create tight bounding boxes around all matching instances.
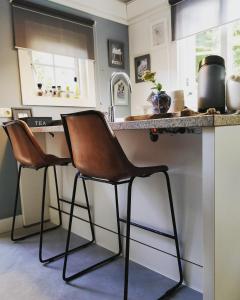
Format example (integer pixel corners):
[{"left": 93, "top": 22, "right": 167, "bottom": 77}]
[
  {"left": 61, "top": 110, "right": 183, "bottom": 300},
  {"left": 3, "top": 120, "right": 94, "bottom": 264}
]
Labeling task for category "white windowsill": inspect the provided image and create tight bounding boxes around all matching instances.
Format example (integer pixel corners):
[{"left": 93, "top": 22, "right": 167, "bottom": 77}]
[{"left": 23, "top": 95, "right": 96, "bottom": 108}]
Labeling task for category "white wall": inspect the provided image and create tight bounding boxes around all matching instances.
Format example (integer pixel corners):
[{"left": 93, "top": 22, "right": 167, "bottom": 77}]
[{"left": 128, "top": 0, "right": 178, "bottom": 115}]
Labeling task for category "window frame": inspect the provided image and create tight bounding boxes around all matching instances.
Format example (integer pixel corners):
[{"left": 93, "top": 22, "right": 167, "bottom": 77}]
[{"left": 18, "top": 49, "right": 96, "bottom": 108}]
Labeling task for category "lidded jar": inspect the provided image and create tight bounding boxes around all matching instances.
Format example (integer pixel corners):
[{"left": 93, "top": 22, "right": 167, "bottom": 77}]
[{"left": 198, "top": 55, "right": 226, "bottom": 113}]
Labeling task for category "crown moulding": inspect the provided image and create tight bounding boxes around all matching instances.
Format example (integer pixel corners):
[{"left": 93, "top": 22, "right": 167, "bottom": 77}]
[
  {"left": 49, "top": 0, "right": 128, "bottom": 25},
  {"left": 49, "top": 0, "right": 168, "bottom": 25}
]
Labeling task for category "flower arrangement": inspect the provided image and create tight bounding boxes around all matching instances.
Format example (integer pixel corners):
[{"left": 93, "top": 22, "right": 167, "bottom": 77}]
[
  {"left": 142, "top": 70, "right": 171, "bottom": 114},
  {"left": 142, "top": 70, "right": 162, "bottom": 92}
]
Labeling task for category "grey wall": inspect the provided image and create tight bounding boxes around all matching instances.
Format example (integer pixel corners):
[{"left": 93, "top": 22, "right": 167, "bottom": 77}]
[{"left": 0, "top": 0, "right": 130, "bottom": 219}]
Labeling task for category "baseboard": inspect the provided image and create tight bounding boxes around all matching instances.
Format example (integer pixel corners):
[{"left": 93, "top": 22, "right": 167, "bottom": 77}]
[
  {"left": 0, "top": 215, "right": 23, "bottom": 234},
  {"left": 49, "top": 207, "right": 203, "bottom": 293}
]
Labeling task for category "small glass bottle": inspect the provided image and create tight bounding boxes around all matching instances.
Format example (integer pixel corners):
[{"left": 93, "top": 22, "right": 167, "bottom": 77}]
[
  {"left": 74, "top": 77, "right": 80, "bottom": 98},
  {"left": 56, "top": 86, "right": 61, "bottom": 97},
  {"left": 37, "top": 83, "right": 43, "bottom": 96},
  {"left": 52, "top": 86, "right": 57, "bottom": 97},
  {"left": 66, "top": 85, "right": 70, "bottom": 98}
]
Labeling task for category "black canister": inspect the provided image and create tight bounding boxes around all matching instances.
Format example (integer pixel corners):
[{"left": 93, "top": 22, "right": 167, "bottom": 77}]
[{"left": 198, "top": 55, "right": 226, "bottom": 113}]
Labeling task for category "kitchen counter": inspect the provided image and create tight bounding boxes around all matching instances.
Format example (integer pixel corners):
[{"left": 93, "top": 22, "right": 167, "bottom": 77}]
[
  {"left": 26, "top": 113, "right": 240, "bottom": 300},
  {"left": 31, "top": 114, "right": 240, "bottom": 133}
]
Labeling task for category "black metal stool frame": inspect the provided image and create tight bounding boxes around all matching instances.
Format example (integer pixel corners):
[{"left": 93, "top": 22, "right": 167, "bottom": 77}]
[
  {"left": 62, "top": 170, "right": 183, "bottom": 300},
  {"left": 124, "top": 172, "right": 183, "bottom": 300},
  {"left": 62, "top": 171, "right": 123, "bottom": 281},
  {"left": 12, "top": 164, "right": 95, "bottom": 264}
]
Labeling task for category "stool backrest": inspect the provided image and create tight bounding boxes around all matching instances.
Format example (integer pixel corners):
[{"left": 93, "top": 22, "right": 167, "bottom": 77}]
[
  {"left": 61, "top": 110, "right": 133, "bottom": 181},
  {"left": 3, "top": 120, "right": 46, "bottom": 168}
]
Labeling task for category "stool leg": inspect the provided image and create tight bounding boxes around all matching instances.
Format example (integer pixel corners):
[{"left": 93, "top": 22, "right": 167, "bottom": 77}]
[
  {"left": 39, "top": 169, "right": 91, "bottom": 264},
  {"left": 11, "top": 165, "right": 22, "bottom": 241},
  {"left": 114, "top": 185, "right": 122, "bottom": 254},
  {"left": 39, "top": 167, "right": 49, "bottom": 262},
  {"left": 63, "top": 173, "right": 94, "bottom": 281},
  {"left": 53, "top": 165, "right": 62, "bottom": 227},
  {"left": 124, "top": 177, "right": 135, "bottom": 300},
  {"left": 63, "top": 172, "right": 79, "bottom": 280},
  {"left": 82, "top": 178, "right": 95, "bottom": 242},
  {"left": 11, "top": 166, "right": 64, "bottom": 243},
  {"left": 158, "top": 171, "right": 183, "bottom": 299},
  {"left": 63, "top": 175, "right": 123, "bottom": 282}
]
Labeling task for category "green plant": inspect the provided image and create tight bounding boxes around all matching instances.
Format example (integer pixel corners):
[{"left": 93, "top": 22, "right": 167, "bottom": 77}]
[{"left": 142, "top": 70, "right": 162, "bottom": 92}]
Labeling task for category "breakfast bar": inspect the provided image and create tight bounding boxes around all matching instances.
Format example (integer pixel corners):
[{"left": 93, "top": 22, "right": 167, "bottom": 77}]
[
  {"left": 19, "top": 114, "right": 240, "bottom": 300},
  {"left": 2, "top": 0, "right": 240, "bottom": 299}
]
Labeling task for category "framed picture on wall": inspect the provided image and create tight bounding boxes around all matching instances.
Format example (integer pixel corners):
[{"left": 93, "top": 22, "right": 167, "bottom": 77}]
[
  {"left": 113, "top": 79, "right": 129, "bottom": 106},
  {"left": 134, "top": 54, "right": 151, "bottom": 83},
  {"left": 108, "top": 40, "right": 125, "bottom": 69},
  {"left": 11, "top": 107, "right": 33, "bottom": 120},
  {"left": 150, "top": 19, "right": 167, "bottom": 48}
]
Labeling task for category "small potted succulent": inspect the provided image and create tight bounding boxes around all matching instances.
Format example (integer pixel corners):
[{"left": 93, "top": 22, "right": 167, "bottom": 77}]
[{"left": 142, "top": 70, "right": 171, "bottom": 114}]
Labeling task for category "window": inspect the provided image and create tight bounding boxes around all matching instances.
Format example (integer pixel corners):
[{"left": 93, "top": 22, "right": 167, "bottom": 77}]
[
  {"left": 32, "top": 51, "right": 78, "bottom": 94},
  {"left": 177, "top": 20, "right": 240, "bottom": 110},
  {"left": 18, "top": 49, "right": 96, "bottom": 107},
  {"left": 12, "top": 1, "right": 95, "bottom": 108}
]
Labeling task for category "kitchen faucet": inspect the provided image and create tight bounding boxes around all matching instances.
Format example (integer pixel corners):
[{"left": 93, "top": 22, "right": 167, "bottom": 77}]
[{"left": 109, "top": 72, "right": 132, "bottom": 122}]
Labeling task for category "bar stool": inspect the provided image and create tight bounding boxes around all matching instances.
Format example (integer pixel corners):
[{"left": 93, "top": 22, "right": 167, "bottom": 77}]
[
  {"left": 3, "top": 120, "right": 94, "bottom": 264},
  {"left": 61, "top": 110, "right": 183, "bottom": 300}
]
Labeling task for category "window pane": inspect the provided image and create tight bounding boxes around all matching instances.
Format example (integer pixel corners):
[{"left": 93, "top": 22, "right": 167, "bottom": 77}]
[
  {"left": 195, "top": 28, "right": 220, "bottom": 76},
  {"left": 232, "top": 21, "right": 240, "bottom": 74},
  {"left": 79, "top": 59, "right": 88, "bottom": 98},
  {"left": 196, "top": 54, "right": 207, "bottom": 73},
  {"left": 54, "top": 54, "right": 75, "bottom": 68},
  {"left": 32, "top": 51, "right": 53, "bottom": 65},
  {"left": 55, "top": 67, "right": 76, "bottom": 91},
  {"left": 196, "top": 29, "right": 220, "bottom": 54},
  {"left": 233, "top": 45, "right": 240, "bottom": 73},
  {"left": 232, "top": 21, "right": 240, "bottom": 42},
  {"left": 33, "top": 65, "right": 54, "bottom": 89}
]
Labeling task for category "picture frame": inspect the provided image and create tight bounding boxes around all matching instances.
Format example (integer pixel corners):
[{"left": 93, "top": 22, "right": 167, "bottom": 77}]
[
  {"left": 150, "top": 19, "right": 167, "bottom": 49},
  {"left": 134, "top": 54, "right": 151, "bottom": 83},
  {"left": 113, "top": 79, "right": 129, "bottom": 106},
  {"left": 108, "top": 39, "right": 125, "bottom": 69},
  {"left": 11, "top": 107, "right": 33, "bottom": 120}
]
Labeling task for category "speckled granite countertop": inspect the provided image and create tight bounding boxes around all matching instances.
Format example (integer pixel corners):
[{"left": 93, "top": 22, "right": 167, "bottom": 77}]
[{"left": 31, "top": 114, "right": 240, "bottom": 133}]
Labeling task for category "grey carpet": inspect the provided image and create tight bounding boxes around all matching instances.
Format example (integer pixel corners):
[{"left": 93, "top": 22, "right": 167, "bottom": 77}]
[{"left": 0, "top": 227, "right": 202, "bottom": 300}]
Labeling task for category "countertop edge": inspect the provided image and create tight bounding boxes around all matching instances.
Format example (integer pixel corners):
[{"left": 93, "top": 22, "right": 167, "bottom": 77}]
[
  {"left": 30, "top": 115, "right": 240, "bottom": 133},
  {"left": 214, "top": 114, "right": 240, "bottom": 126},
  {"left": 110, "top": 115, "right": 214, "bottom": 130}
]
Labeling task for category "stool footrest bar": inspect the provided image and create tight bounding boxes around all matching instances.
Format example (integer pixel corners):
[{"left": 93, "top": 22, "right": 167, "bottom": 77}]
[
  {"left": 42, "top": 239, "right": 94, "bottom": 264},
  {"left": 119, "top": 218, "right": 175, "bottom": 240},
  {"left": 12, "top": 223, "right": 61, "bottom": 242},
  {"left": 64, "top": 252, "right": 121, "bottom": 282},
  {"left": 59, "top": 198, "right": 88, "bottom": 210}
]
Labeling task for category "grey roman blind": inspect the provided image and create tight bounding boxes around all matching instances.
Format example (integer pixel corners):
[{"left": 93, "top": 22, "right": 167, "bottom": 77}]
[
  {"left": 12, "top": 0, "right": 95, "bottom": 59},
  {"left": 170, "top": 0, "right": 240, "bottom": 41}
]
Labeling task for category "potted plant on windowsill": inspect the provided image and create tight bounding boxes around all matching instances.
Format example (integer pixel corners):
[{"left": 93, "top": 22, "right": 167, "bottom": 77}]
[{"left": 142, "top": 70, "right": 171, "bottom": 114}]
